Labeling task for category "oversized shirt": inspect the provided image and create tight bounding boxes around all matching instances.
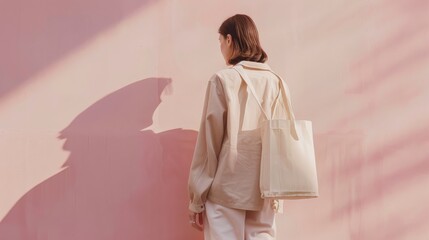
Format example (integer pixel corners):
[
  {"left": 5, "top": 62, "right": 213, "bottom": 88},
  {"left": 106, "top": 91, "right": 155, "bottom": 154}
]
[{"left": 188, "top": 60, "right": 288, "bottom": 213}]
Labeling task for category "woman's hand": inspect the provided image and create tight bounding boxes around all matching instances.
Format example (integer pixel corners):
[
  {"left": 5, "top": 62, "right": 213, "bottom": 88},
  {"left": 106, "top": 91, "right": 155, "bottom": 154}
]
[{"left": 188, "top": 210, "right": 204, "bottom": 231}]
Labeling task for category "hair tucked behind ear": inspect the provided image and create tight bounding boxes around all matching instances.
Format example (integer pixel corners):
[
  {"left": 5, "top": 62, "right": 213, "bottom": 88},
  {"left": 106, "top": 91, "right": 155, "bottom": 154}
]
[{"left": 218, "top": 14, "right": 268, "bottom": 65}]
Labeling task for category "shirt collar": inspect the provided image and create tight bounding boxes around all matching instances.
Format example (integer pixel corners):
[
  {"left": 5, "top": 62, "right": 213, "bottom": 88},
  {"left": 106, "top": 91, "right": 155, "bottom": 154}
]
[{"left": 234, "top": 60, "right": 272, "bottom": 71}]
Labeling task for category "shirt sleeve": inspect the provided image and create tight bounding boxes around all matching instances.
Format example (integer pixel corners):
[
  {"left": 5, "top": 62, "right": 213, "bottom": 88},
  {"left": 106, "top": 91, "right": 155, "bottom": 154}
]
[{"left": 188, "top": 74, "right": 227, "bottom": 213}]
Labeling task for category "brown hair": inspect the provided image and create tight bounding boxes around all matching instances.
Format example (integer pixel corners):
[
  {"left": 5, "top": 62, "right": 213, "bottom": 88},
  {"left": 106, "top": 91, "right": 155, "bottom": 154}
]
[{"left": 218, "top": 14, "right": 268, "bottom": 65}]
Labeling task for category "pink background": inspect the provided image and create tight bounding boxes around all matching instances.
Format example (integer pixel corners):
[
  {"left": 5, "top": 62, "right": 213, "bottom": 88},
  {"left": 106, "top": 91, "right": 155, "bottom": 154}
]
[{"left": 1, "top": 0, "right": 428, "bottom": 239}]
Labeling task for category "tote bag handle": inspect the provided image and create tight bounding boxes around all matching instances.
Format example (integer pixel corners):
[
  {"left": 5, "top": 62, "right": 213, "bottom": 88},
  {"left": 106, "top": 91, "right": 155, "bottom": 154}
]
[{"left": 232, "top": 64, "right": 299, "bottom": 140}]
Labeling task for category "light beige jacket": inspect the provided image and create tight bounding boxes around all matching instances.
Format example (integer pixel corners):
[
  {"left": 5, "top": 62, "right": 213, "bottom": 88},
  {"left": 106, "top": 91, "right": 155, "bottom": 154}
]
[{"left": 188, "top": 60, "right": 288, "bottom": 213}]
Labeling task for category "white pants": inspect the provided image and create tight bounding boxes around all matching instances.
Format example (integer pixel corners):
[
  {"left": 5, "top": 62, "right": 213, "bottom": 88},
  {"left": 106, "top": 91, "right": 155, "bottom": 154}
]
[{"left": 203, "top": 199, "right": 276, "bottom": 240}]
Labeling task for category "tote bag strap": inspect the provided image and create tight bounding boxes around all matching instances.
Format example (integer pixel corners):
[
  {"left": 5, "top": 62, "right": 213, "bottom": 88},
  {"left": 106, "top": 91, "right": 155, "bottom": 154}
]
[
  {"left": 233, "top": 65, "right": 270, "bottom": 120},
  {"left": 233, "top": 64, "right": 299, "bottom": 139}
]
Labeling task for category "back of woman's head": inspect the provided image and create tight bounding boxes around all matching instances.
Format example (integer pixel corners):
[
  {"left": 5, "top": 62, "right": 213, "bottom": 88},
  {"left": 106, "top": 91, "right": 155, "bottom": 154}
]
[{"left": 218, "top": 14, "right": 268, "bottom": 65}]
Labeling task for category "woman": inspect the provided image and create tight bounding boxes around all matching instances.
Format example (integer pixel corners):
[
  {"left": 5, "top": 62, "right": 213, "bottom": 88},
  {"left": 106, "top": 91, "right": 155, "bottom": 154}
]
[{"left": 188, "top": 14, "right": 284, "bottom": 240}]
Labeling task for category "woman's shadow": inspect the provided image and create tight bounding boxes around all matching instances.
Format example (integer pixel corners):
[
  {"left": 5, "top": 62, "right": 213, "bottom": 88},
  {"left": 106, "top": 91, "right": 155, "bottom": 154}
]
[{"left": 0, "top": 77, "right": 203, "bottom": 240}]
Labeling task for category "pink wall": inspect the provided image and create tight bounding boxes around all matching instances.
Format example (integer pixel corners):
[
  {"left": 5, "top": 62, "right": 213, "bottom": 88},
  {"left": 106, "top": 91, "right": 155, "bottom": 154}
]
[{"left": 1, "top": 0, "right": 428, "bottom": 239}]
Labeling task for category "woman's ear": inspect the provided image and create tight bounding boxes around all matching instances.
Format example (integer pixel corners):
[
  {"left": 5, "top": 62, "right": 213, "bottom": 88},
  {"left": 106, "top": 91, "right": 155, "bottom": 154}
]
[{"left": 226, "top": 34, "right": 232, "bottom": 45}]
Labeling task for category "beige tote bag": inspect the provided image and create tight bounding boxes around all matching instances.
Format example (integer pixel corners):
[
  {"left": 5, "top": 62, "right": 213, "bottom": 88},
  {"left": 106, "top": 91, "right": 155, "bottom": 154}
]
[{"left": 233, "top": 64, "right": 319, "bottom": 200}]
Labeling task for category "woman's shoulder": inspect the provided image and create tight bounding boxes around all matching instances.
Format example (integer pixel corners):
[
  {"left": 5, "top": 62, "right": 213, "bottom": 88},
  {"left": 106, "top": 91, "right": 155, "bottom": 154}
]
[{"left": 212, "top": 66, "right": 240, "bottom": 82}]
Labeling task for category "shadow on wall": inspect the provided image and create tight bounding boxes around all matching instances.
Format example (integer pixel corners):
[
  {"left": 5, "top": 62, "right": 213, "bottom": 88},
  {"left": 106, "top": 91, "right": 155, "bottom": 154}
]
[
  {"left": 0, "top": 77, "right": 202, "bottom": 240},
  {"left": 0, "top": 0, "right": 153, "bottom": 100}
]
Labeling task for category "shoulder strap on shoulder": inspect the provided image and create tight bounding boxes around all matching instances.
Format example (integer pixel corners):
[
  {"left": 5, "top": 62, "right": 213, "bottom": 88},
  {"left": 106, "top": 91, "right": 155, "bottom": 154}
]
[{"left": 233, "top": 64, "right": 299, "bottom": 139}]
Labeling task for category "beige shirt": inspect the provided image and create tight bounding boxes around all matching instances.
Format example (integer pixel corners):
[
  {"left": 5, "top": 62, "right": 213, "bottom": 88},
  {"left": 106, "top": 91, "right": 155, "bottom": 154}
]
[{"left": 188, "top": 60, "right": 287, "bottom": 213}]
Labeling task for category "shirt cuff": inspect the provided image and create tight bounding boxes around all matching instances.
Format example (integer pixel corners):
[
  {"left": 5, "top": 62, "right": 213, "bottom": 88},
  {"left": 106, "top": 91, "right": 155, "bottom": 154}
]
[{"left": 189, "top": 201, "right": 205, "bottom": 213}]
